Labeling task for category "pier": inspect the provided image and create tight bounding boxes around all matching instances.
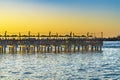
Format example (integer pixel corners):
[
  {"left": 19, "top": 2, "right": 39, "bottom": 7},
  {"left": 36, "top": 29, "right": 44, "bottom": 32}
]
[{"left": 0, "top": 32, "right": 103, "bottom": 53}]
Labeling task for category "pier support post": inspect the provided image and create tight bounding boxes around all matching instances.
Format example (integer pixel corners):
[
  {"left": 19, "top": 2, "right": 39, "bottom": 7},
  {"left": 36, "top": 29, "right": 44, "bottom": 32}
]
[
  {"left": 65, "top": 45, "right": 68, "bottom": 53},
  {"left": 61, "top": 46, "right": 62, "bottom": 52},
  {"left": 44, "top": 46, "right": 46, "bottom": 53},
  {"left": 51, "top": 46, "right": 53, "bottom": 53},
  {"left": 3, "top": 46, "right": 6, "bottom": 53},
  {"left": 91, "top": 45, "right": 93, "bottom": 52},
  {"left": 99, "top": 45, "right": 102, "bottom": 51},
  {"left": 78, "top": 45, "right": 80, "bottom": 52},
  {"left": 20, "top": 46, "right": 22, "bottom": 52},
  {"left": 55, "top": 46, "right": 57, "bottom": 53},
  {"left": 14, "top": 46, "right": 17, "bottom": 53},
  {"left": 47, "top": 46, "right": 50, "bottom": 53},
  {"left": 37, "top": 46, "right": 39, "bottom": 52},
  {"left": 0, "top": 46, "right": 3, "bottom": 53},
  {"left": 74, "top": 45, "right": 76, "bottom": 52},
  {"left": 81, "top": 45, "right": 84, "bottom": 51},
  {"left": 40, "top": 46, "right": 44, "bottom": 53},
  {"left": 27, "top": 45, "right": 30, "bottom": 53}
]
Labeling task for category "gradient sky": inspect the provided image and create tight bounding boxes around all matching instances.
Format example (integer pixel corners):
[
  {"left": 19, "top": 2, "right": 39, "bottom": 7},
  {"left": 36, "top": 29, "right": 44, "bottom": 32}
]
[{"left": 0, "top": 0, "right": 120, "bottom": 37}]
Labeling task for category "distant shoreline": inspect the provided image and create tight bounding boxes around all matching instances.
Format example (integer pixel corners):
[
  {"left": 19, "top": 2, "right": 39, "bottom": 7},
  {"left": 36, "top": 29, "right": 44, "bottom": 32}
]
[{"left": 101, "top": 38, "right": 120, "bottom": 41}]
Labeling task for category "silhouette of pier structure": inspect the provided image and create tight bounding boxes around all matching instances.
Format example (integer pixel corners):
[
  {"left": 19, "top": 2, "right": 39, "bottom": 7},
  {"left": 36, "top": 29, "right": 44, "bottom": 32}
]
[{"left": 0, "top": 31, "right": 103, "bottom": 53}]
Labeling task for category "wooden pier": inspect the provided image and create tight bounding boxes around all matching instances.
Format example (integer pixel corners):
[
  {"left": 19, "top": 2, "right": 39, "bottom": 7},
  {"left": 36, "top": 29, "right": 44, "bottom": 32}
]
[
  {"left": 0, "top": 38, "right": 103, "bottom": 53},
  {"left": 0, "top": 32, "right": 103, "bottom": 53}
]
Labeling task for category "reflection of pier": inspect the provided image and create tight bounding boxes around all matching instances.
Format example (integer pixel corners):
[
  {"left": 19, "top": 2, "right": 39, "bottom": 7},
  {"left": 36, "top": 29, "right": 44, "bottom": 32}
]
[{"left": 0, "top": 32, "right": 103, "bottom": 53}]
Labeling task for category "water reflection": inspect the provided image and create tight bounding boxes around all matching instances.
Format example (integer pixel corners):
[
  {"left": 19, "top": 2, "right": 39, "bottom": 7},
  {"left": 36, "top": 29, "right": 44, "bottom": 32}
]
[{"left": 0, "top": 47, "right": 120, "bottom": 79}]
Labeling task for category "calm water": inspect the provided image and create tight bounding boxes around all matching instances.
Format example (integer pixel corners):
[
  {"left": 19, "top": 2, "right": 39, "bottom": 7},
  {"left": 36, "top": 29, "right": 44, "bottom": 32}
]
[{"left": 0, "top": 41, "right": 120, "bottom": 80}]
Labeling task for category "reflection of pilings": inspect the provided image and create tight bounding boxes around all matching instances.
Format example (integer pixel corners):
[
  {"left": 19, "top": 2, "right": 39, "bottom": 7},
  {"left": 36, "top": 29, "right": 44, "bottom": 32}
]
[
  {"left": 77, "top": 45, "right": 80, "bottom": 52},
  {"left": 68, "top": 45, "right": 71, "bottom": 52},
  {"left": 85, "top": 45, "right": 89, "bottom": 51},
  {"left": 29, "top": 45, "right": 35, "bottom": 53},
  {"left": 47, "top": 46, "right": 52, "bottom": 53},
  {"left": 64, "top": 45, "right": 67, "bottom": 52},
  {"left": 37, "top": 46, "right": 40, "bottom": 52},
  {"left": 99, "top": 45, "right": 102, "bottom": 51},
  {"left": 50, "top": 46, "right": 53, "bottom": 53},
  {"left": 73, "top": 45, "right": 76, "bottom": 52},
  {"left": 91, "top": 45, "right": 94, "bottom": 51},
  {"left": 20, "top": 46, "right": 27, "bottom": 53},
  {"left": 40, "top": 46, "right": 44, "bottom": 53},
  {"left": 0, "top": 46, "right": 3, "bottom": 53},
  {"left": 58, "top": 46, "right": 60, "bottom": 53},
  {"left": 0, "top": 46, "right": 6, "bottom": 53},
  {"left": 60, "top": 46, "right": 63, "bottom": 53},
  {"left": 20, "top": 46, "right": 22, "bottom": 52},
  {"left": 15, "top": 46, "right": 17, "bottom": 53},
  {"left": 3, "top": 46, "right": 6, "bottom": 53},
  {"left": 8, "top": 46, "right": 17, "bottom": 53},
  {"left": 54, "top": 46, "right": 57, "bottom": 53}
]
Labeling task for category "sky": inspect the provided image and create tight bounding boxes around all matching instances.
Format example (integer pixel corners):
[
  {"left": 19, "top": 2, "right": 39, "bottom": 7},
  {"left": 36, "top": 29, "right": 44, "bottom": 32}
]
[{"left": 0, "top": 0, "right": 120, "bottom": 37}]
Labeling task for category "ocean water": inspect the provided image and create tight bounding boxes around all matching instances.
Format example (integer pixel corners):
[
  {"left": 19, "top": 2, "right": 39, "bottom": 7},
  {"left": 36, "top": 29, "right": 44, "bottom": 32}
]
[{"left": 0, "top": 41, "right": 120, "bottom": 80}]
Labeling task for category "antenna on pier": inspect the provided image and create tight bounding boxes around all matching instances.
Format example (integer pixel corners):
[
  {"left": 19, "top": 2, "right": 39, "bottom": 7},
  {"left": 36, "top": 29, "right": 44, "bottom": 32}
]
[
  {"left": 5, "top": 31, "right": 7, "bottom": 39},
  {"left": 28, "top": 31, "right": 31, "bottom": 39},
  {"left": 56, "top": 33, "right": 58, "bottom": 38},
  {"left": 87, "top": 32, "right": 89, "bottom": 38},
  {"left": 19, "top": 32, "right": 21, "bottom": 39},
  {"left": 73, "top": 33, "right": 75, "bottom": 37},
  {"left": 38, "top": 32, "right": 40, "bottom": 39},
  {"left": 49, "top": 31, "right": 51, "bottom": 37},
  {"left": 70, "top": 32, "right": 72, "bottom": 37},
  {"left": 19, "top": 32, "right": 21, "bottom": 37},
  {"left": 94, "top": 32, "right": 96, "bottom": 38},
  {"left": 101, "top": 32, "right": 103, "bottom": 38}
]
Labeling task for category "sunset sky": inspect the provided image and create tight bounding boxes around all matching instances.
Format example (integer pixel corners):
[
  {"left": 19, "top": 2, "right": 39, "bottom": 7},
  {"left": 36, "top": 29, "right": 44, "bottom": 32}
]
[{"left": 0, "top": 0, "right": 120, "bottom": 37}]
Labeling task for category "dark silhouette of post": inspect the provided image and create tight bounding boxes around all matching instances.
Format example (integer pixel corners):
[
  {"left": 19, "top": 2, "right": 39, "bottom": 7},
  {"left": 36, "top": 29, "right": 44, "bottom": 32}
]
[
  {"left": 19, "top": 32, "right": 21, "bottom": 39},
  {"left": 38, "top": 32, "right": 40, "bottom": 39},
  {"left": 101, "top": 32, "right": 103, "bottom": 38},
  {"left": 73, "top": 33, "right": 75, "bottom": 37},
  {"left": 70, "top": 32, "right": 72, "bottom": 37},
  {"left": 5, "top": 31, "right": 7, "bottom": 39},
  {"left": 87, "top": 32, "right": 89, "bottom": 38},
  {"left": 28, "top": 31, "right": 31, "bottom": 38},
  {"left": 56, "top": 33, "right": 58, "bottom": 39},
  {"left": 49, "top": 31, "right": 51, "bottom": 39},
  {"left": 49, "top": 31, "right": 51, "bottom": 37},
  {"left": 4, "top": 31, "right": 7, "bottom": 53}
]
